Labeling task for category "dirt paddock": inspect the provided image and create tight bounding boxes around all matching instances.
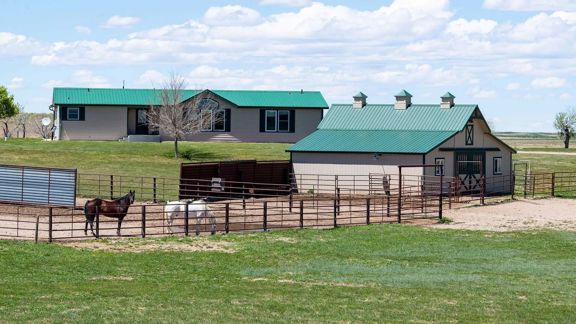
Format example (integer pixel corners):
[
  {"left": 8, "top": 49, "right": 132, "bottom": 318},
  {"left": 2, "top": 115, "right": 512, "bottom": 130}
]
[{"left": 431, "top": 198, "right": 576, "bottom": 232}]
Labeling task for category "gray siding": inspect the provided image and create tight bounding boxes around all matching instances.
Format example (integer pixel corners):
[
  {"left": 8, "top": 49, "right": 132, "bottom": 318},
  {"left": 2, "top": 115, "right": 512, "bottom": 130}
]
[{"left": 59, "top": 106, "right": 128, "bottom": 140}]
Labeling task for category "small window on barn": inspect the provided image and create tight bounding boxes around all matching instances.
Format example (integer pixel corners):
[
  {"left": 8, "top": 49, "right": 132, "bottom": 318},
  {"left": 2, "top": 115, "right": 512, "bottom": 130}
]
[
  {"left": 465, "top": 124, "right": 474, "bottom": 145},
  {"left": 67, "top": 107, "right": 80, "bottom": 121},
  {"left": 435, "top": 158, "right": 445, "bottom": 176},
  {"left": 493, "top": 157, "right": 502, "bottom": 175},
  {"left": 265, "top": 110, "right": 277, "bottom": 132}
]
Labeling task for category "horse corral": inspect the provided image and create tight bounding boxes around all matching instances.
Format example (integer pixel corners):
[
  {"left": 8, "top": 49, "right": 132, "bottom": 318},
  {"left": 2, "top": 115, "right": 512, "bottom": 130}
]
[{"left": 1, "top": 162, "right": 576, "bottom": 241}]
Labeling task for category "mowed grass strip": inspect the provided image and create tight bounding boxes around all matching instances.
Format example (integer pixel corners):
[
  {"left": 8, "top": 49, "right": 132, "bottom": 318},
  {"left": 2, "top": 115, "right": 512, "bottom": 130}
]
[
  {"left": 1, "top": 226, "right": 575, "bottom": 322},
  {"left": 0, "top": 139, "right": 290, "bottom": 178}
]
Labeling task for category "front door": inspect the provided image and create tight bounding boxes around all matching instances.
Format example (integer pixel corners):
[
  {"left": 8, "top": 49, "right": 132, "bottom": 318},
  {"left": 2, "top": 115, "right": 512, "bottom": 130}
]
[
  {"left": 455, "top": 151, "right": 485, "bottom": 193},
  {"left": 135, "top": 109, "right": 149, "bottom": 135}
]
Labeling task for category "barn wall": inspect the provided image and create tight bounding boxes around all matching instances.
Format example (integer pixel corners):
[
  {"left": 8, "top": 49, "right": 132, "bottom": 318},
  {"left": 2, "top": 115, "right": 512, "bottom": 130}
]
[
  {"left": 60, "top": 106, "right": 128, "bottom": 140},
  {"left": 292, "top": 152, "right": 423, "bottom": 193},
  {"left": 424, "top": 117, "right": 513, "bottom": 193}
]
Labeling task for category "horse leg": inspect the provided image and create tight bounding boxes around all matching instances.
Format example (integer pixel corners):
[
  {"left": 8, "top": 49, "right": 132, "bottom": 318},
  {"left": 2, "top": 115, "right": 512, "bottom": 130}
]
[
  {"left": 208, "top": 211, "right": 216, "bottom": 235},
  {"left": 90, "top": 221, "right": 96, "bottom": 238},
  {"left": 195, "top": 212, "right": 202, "bottom": 236},
  {"left": 84, "top": 220, "right": 88, "bottom": 235},
  {"left": 117, "top": 217, "right": 123, "bottom": 236}
]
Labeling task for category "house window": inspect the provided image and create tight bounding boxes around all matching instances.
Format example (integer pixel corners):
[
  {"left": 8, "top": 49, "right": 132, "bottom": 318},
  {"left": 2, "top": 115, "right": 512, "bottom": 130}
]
[
  {"left": 465, "top": 124, "right": 474, "bottom": 145},
  {"left": 262, "top": 109, "right": 294, "bottom": 133},
  {"left": 435, "top": 158, "right": 445, "bottom": 176},
  {"left": 67, "top": 107, "right": 80, "bottom": 121},
  {"left": 493, "top": 157, "right": 502, "bottom": 175},
  {"left": 200, "top": 109, "right": 229, "bottom": 132},
  {"left": 278, "top": 110, "right": 290, "bottom": 132},
  {"left": 265, "top": 110, "right": 277, "bottom": 132}
]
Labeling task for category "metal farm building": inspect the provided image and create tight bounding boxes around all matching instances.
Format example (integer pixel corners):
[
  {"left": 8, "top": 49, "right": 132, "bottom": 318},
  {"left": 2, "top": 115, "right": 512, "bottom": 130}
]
[{"left": 288, "top": 91, "right": 516, "bottom": 195}]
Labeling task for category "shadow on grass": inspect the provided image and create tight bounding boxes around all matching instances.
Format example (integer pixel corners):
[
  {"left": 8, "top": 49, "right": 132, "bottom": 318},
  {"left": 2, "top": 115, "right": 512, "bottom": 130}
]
[{"left": 164, "top": 148, "right": 226, "bottom": 161}]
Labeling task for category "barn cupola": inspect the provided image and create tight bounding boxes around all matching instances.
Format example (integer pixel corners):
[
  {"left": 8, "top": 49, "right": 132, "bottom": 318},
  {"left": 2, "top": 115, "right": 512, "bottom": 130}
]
[
  {"left": 394, "top": 89, "right": 412, "bottom": 110},
  {"left": 441, "top": 92, "right": 455, "bottom": 109},
  {"left": 353, "top": 92, "right": 368, "bottom": 108}
]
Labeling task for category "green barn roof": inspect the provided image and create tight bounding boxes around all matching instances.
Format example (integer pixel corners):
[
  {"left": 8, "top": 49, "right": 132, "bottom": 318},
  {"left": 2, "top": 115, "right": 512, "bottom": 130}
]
[
  {"left": 52, "top": 88, "right": 328, "bottom": 109},
  {"left": 288, "top": 103, "right": 488, "bottom": 154}
]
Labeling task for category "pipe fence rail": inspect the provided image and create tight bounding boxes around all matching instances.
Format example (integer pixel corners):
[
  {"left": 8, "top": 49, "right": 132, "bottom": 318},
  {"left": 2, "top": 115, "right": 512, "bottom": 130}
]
[{"left": 2, "top": 170, "right": 576, "bottom": 242}]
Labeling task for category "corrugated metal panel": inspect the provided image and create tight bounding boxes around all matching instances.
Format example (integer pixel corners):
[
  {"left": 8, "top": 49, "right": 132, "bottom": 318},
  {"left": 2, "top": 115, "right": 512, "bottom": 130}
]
[
  {"left": 53, "top": 88, "right": 329, "bottom": 109},
  {"left": 0, "top": 165, "right": 76, "bottom": 207},
  {"left": 287, "top": 129, "right": 455, "bottom": 153},
  {"left": 318, "top": 104, "right": 477, "bottom": 132}
]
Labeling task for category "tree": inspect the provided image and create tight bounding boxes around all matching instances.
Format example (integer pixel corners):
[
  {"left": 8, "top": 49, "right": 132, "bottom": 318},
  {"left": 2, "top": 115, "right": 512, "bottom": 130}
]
[
  {"left": 0, "top": 86, "right": 20, "bottom": 140},
  {"left": 34, "top": 116, "right": 53, "bottom": 140},
  {"left": 14, "top": 106, "right": 31, "bottom": 138},
  {"left": 554, "top": 109, "right": 576, "bottom": 149},
  {"left": 147, "top": 75, "right": 222, "bottom": 158}
]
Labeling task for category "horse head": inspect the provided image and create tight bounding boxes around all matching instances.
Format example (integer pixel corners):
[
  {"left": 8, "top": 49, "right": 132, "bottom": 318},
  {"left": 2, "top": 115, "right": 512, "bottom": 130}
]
[{"left": 128, "top": 190, "right": 136, "bottom": 204}]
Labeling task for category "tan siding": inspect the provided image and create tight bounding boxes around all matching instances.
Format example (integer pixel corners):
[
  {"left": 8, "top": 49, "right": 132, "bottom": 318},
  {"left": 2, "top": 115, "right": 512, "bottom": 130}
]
[
  {"left": 127, "top": 108, "right": 136, "bottom": 135},
  {"left": 60, "top": 107, "right": 127, "bottom": 140}
]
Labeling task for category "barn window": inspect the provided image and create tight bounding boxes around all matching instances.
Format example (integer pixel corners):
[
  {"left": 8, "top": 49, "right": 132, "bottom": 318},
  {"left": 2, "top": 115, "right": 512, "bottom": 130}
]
[
  {"left": 493, "top": 157, "right": 502, "bottom": 175},
  {"left": 435, "top": 158, "right": 445, "bottom": 176},
  {"left": 278, "top": 110, "right": 290, "bottom": 132},
  {"left": 465, "top": 124, "right": 474, "bottom": 145},
  {"left": 67, "top": 107, "right": 80, "bottom": 121}
]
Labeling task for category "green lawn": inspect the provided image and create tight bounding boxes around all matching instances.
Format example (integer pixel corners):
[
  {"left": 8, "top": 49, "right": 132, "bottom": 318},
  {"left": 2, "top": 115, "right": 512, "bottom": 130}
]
[
  {"left": 0, "top": 139, "right": 290, "bottom": 178},
  {"left": 0, "top": 225, "right": 575, "bottom": 322}
]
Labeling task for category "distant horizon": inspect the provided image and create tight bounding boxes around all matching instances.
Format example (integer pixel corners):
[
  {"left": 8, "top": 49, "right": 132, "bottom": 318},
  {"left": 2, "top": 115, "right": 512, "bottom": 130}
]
[{"left": 2, "top": 0, "right": 576, "bottom": 132}]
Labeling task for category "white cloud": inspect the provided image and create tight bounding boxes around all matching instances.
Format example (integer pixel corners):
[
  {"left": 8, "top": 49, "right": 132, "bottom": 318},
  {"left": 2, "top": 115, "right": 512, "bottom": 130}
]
[
  {"left": 71, "top": 70, "right": 111, "bottom": 88},
  {"left": 42, "top": 80, "right": 66, "bottom": 89},
  {"left": 136, "top": 70, "right": 169, "bottom": 87},
  {"left": 483, "top": 0, "right": 576, "bottom": 11},
  {"left": 560, "top": 93, "right": 572, "bottom": 100},
  {"left": 75, "top": 26, "right": 92, "bottom": 34},
  {"left": 445, "top": 18, "right": 498, "bottom": 38},
  {"left": 531, "top": 77, "right": 566, "bottom": 88},
  {"left": 0, "top": 32, "right": 43, "bottom": 57},
  {"left": 469, "top": 87, "right": 497, "bottom": 99},
  {"left": 7, "top": 77, "right": 24, "bottom": 90},
  {"left": 103, "top": 16, "right": 141, "bottom": 28},
  {"left": 258, "top": 0, "right": 312, "bottom": 7},
  {"left": 204, "top": 5, "right": 261, "bottom": 26}
]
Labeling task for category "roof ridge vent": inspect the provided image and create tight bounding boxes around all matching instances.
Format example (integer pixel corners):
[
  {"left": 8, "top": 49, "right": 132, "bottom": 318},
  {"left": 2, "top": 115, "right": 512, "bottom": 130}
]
[
  {"left": 352, "top": 92, "right": 367, "bottom": 108},
  {"left": 441, "top": 92, "right": 455, "bottom": 109},
  {"left": 394, "top": 89, "right": 412, "bottom": 110}
]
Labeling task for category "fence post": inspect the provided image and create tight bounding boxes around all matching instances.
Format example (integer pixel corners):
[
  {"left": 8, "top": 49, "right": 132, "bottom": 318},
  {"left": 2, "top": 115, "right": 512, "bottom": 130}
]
[
  {"left": 48, "top": 207, "right": 53, "bottom": 243},
  {"left": 225, "top": 203, "right": 230, "bottom": 234},
  {"left": 551, "top": 173, "right": 556, "bottom": 197},
  {"left": 299, "top": 200, "right": 304, "bottom": 229},
  {"left": 141, "top": 205, "right": 146, "bottom": 238},
  {"left": 481, "top": 175, "right": 485, "bottom": 205},
  {"left": 95, "top": 206, "right": 100, "bottom": 239},
  {"left": 333, "top": 199, "right": 338, "bottom": 228},
  {"left": 511, "top": 172, "right": 515, "bottom": 200},
  {"left": 110, "top": 175, "right": 114, "bottom": 199},
  {"left": 289, "top": 189, "right": 293, "bottom": 213},
  {"left": 184, "top": 203, "right": 189, "bottom": 236},
  {"left": 263, "top": 201, "right": 268, "bottom": 231},
  {"left": 439, "top": 173, "right": 444, "bottom": 220},
  {"left": 153, "top": 177, "right": 157, "bottom": 203},
  {"left": 366, "top": 198, "right": 371, "bottom": 225},
  {"left": 398, "top": 169, "right": 402, "bottom": 224},
  {"left": 336, "top": 188, "right": 341, "bottom": 215},
  {"left": 523, "top": 170, "right": 528, "bottom": 199}
]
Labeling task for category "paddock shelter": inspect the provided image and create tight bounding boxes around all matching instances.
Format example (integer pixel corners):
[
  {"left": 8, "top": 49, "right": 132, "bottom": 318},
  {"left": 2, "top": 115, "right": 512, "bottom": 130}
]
[{"left": 288, "top": 91, "right": 516, "bottom": 195}]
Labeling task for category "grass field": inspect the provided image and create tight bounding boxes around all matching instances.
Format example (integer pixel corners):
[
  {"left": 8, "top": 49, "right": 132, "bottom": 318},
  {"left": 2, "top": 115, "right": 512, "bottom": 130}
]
[
  {"left": 1, "top": 225, "right": 575, "bottom": 322},
  {"left": 0, "top": 139, "right": 290, "bottom": 179}
]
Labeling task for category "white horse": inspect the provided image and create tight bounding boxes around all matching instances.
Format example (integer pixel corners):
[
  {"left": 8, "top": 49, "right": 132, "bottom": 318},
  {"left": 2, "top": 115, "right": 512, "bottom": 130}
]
[{"left": 164, "top": 200, "right": 217, "bottom": 235}]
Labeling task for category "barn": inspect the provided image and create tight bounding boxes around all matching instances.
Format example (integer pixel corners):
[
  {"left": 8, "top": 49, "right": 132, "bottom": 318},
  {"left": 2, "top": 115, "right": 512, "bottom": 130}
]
[{"left": 288, "top": 91, "right": 516, "bottom": 194}]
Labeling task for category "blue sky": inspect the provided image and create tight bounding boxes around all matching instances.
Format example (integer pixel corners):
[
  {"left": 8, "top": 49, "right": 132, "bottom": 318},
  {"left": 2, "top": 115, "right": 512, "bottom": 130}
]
[{"left": 1, "top": 0, "right": 575, "bottom": 132}]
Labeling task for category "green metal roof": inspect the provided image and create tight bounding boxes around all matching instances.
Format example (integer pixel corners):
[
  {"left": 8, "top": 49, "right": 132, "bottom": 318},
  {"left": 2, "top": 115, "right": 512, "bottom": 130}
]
[
  {"left": 287, "top": 130, "right": 455, "bottom": 153},
  {"left": 318, "top": 104, "right": 478, "bottom": 132},
  {"left": 52, "top": 88, "right": 328, "bottom": 109},
  {"left": 395, "top": 89, "right": 412, "bottom": 97},
  {"left": 441, "top": 92, "right": 455, "bottom": 98},
  {"left": 353, "top": 92, "right": 367, "bottom": 98}
]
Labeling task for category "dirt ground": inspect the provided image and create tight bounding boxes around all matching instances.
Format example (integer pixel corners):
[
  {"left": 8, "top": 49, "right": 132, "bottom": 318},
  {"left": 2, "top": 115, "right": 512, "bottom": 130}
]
[{"left": 430, "top": 198, "right": 576, "bottom": 232}]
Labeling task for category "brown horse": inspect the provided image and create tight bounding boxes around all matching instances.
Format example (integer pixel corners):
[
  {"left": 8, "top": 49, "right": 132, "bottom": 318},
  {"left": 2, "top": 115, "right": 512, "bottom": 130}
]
[{"left": 83, "top": 190, "right": 135, "bottom": 237}]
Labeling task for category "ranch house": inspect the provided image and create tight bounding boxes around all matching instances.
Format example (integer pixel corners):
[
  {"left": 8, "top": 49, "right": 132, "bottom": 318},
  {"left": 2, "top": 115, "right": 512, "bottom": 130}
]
[
  {"left": 288, "top": 90, "right": 516, "bottom": 194},
  {"left": 51, "top": 87, "right": 328, "bottom": 142}
]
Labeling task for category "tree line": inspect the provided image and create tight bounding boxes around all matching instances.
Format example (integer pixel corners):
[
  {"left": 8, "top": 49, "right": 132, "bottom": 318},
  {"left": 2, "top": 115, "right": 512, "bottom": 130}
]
[{"left": 0, "top": 86, "right": 52, "bottom": 140}]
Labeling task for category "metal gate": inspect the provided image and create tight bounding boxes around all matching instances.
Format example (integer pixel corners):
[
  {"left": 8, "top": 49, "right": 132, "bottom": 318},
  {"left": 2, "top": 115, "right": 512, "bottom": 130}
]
[{"left": 455, "top": 152, "right": 484, "bottom": 194}]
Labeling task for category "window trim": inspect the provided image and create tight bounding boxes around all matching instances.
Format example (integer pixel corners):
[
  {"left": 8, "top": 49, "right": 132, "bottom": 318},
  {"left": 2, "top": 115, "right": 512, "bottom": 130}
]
[
  {"left": 493, "top": 157, "right": 502, "bottom": 175},
  {"left": 265, "top": 110, "right": 278, "bottom": 132},
  {"left": 67, "top": 107, "right": 80, "bottom": 121},
  {"left": 435, "top": 158, "right": 445, "bottom": 176}
]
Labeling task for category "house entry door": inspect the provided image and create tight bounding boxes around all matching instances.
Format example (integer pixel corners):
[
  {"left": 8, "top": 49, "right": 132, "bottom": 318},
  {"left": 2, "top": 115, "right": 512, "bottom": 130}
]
[
  {"left": 455, "top": 151, "right": 484, "bottom": 193},
  {"left": 135, "top": 109, "right": 149, "bottom": 135}
]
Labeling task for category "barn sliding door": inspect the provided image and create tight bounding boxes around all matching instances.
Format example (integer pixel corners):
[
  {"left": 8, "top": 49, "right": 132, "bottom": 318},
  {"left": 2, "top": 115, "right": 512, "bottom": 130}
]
[{"left": 455, "top": 151, "right": 485, "bottom": 193}]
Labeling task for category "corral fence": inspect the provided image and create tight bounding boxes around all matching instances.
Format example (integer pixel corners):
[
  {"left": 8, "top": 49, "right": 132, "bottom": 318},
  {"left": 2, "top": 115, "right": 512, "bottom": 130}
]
[{"left": 2, "top": 165, "right": 576, "bottom": 242}]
